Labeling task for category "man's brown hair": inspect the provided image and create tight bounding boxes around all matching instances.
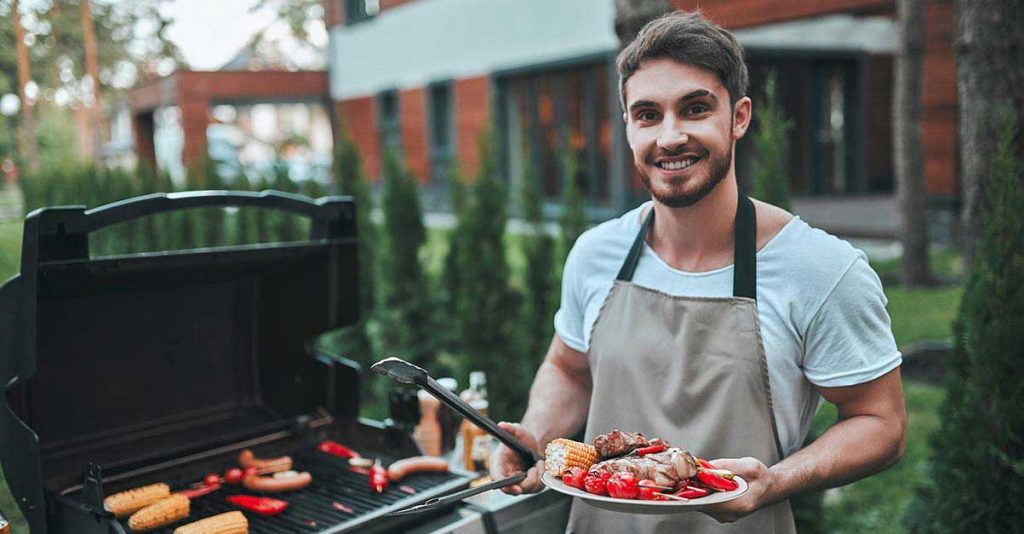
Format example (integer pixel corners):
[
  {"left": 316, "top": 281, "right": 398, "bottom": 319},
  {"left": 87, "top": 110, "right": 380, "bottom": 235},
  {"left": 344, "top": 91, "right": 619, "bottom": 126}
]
[{"left": 616, "top": 11, "right": 749, "bottom": 111}]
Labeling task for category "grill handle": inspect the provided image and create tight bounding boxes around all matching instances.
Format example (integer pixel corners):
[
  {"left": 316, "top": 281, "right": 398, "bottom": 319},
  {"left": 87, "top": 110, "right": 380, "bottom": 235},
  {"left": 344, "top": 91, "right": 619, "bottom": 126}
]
[
  {"left": 371, "top": 357, "right": 541, "bottom": 468},
  {"left": 26, "top": 190, "right": 356, "bottom": 261}
]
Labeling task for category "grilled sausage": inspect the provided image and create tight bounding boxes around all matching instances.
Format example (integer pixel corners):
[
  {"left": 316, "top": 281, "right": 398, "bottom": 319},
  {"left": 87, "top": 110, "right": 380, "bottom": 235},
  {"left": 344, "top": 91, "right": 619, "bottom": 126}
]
[
  {"left": 387, "top": 456, "right": 449, "bottom": 481},
  {"left": 242, "top": 471, "right": 312, "bottom": 493},
  {"left": 238, "top": 449, "right": 293, "bottom": 474}
]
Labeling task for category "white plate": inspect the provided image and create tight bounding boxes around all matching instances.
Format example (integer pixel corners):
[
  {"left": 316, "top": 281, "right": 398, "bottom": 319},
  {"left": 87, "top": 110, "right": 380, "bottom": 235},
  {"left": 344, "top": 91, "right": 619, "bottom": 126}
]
[{"left": 541, "top": 472, "right": 748, "bottom": 515}]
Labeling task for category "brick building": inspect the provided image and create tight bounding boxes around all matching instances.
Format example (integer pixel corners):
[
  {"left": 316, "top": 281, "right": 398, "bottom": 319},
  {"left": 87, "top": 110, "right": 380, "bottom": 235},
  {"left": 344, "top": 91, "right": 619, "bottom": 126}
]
[{"left": 329, "top": 0, "right": 957, "bottom": 235}]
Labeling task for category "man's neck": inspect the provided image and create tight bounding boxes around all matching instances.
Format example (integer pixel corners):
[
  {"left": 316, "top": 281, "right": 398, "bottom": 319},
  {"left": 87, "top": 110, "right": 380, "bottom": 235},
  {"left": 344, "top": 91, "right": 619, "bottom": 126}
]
[{"left": 647, "top": 175, "right": 739, "bottom": 273}]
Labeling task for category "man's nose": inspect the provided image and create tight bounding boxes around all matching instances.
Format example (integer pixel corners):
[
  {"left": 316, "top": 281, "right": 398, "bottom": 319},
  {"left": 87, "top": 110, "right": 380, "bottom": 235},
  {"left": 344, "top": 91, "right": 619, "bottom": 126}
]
[{"left": 656, "top": 116, "right": 689, "bottom": 151}]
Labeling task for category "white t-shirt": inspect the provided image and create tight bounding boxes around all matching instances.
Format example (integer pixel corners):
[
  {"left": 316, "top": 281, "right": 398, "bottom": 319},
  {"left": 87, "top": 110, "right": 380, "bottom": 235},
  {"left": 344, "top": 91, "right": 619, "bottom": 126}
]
[{"left": 554, "top": 202, "right": 902, "bottom": 455}]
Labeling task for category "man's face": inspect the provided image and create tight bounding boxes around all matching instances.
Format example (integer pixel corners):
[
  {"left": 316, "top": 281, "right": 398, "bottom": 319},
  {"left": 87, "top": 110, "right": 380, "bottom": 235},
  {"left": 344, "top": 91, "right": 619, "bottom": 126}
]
[{"left": 623, "top": 58, "right": 751, "bottom": 208}]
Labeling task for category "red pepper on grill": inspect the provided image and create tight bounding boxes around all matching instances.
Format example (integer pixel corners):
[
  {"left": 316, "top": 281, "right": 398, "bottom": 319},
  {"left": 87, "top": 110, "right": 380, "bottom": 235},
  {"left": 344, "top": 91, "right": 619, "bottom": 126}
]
[
  {"left": 177, "top": 483, "right": 220, "bottom": 499},
  {"left": 369, "top": 460, "right": 388, "bottom": 494},
  {"left": 318, "top": 440, "right": 361, "bottom": 460},
  {"left": 695, "top": 469, "right": 739, "bottom": 492},
  {"left": 635, "top": 444, "right": 666, "bottom": 456},
  {"left": 226, "top": 495, "right": 289, "bottom": 516}
]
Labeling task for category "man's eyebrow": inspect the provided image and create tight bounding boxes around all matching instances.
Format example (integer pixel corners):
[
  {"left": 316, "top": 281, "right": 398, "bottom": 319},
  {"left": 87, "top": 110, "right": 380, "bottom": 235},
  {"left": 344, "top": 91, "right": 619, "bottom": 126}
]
[{"left": 628, "top": 90, "right": 717, "bottom": 113}]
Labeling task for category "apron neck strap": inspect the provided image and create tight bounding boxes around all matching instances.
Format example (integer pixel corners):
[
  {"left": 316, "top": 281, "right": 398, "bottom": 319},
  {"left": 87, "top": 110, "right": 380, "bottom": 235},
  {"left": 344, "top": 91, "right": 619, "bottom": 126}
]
[{"left": 616, "top": 192, "right": 758, "bottom": 300}]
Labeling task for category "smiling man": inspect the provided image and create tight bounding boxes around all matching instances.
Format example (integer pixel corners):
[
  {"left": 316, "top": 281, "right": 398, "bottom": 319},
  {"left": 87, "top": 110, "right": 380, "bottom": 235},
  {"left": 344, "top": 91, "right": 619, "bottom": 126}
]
[{"left": 490, "top": 11, "right": 907, "bottom": 534}]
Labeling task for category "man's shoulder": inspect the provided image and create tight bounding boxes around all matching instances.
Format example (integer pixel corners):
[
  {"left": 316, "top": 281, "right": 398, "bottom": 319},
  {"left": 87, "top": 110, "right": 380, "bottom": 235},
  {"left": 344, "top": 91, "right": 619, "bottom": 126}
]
[{"left": 571, "top": 204, "right": 645, "bottom": 258}]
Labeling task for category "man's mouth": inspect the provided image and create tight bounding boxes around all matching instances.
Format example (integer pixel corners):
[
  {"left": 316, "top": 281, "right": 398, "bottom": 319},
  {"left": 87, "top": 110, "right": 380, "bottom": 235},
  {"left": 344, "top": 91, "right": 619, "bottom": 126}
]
[{"left": 656, "top": 156, "right": 702, "bottom": 171}]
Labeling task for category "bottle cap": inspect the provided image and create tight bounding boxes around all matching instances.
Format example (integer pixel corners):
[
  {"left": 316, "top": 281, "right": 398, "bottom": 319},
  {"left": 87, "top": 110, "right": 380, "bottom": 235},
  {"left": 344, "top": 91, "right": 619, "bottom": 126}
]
[{"left": 438, "top": 377, "right": 458, "bottom": 391}]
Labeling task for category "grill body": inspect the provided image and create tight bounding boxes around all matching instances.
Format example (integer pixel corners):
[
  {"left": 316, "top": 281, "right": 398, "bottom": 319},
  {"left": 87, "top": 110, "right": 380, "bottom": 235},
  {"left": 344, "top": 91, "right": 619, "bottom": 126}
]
[{"left": 0, "top": 192, "right": 472, "bottom": 533}]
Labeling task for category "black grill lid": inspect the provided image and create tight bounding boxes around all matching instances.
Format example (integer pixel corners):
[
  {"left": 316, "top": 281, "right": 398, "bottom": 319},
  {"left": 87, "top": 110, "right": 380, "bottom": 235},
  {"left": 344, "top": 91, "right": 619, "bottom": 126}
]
[{"left": 0, "top": 191, "right": 360, "bottom": 528}]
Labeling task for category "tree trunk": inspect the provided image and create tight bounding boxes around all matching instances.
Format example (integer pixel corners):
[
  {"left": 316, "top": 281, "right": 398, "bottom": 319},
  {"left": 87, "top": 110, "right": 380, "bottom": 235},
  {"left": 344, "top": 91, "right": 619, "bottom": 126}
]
[
  {"left": 956, "top": 0, "right": 1024, "bottom": 267},
  {"left": 13, "top": 0, "right": 39, "bottom": 172},
  {"left": 614, "top": 0, "right": 671, "bottom": 45},
  {"left": 81, "top": 0, "right": 103, "bottom": 160},
  {"left": 894, "top": 0, "right": 931, "bottom": 286}
]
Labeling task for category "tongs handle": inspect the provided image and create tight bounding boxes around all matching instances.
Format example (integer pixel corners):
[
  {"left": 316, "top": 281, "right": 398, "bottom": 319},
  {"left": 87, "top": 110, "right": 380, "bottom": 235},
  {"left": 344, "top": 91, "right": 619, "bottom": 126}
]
[
  {"left": 371, "top": 358, "right": 541, "bottom": 468},
  {"left": 386, "top": 472, "right": 529, "bottom": 516}
]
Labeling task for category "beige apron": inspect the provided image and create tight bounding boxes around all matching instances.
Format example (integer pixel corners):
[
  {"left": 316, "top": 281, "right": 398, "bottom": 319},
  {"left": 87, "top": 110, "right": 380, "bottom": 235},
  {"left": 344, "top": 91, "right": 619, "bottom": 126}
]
[{"left": 566, "top": 193, "right": 797, "bottom": 534}]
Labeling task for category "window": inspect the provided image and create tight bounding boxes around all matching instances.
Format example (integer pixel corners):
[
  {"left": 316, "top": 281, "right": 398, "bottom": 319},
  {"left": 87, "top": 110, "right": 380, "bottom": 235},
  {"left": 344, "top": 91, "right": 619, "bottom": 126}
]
[
  {"left": 427, "top": 82, "right": 454, "bottom": 186},
  {"left": 377, "top": 90, "right": 400, "bottom": 170},
  {"left": 345, "top": 0, "right": 376, "bottom": 25},
  {"left": 500, "top": 61, "right": 611, "bottom": 206}
]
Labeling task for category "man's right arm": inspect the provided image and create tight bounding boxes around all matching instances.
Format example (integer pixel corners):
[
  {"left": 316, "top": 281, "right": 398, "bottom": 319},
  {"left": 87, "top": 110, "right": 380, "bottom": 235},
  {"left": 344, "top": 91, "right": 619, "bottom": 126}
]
[{"left": 489, "top": 334, "right": 592, "bottom": 494}]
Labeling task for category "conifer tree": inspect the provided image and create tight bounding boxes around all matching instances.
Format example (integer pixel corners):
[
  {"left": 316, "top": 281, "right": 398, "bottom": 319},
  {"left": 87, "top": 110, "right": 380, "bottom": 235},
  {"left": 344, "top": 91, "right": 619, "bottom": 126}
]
[
  {"left": 906, "top": 108, "right": 1024, "bottom": 532},
  {"left": 751, "top": 69, "right": 793, "bottom": 210},
  {"left": 452, "top": 128, "right": 522, "bottom": 420},
  {"left": 334, "top": 130, "right": 377, "bottom": 320},
  {"left": 519, "top": 140, "right": 557, "bottom": 377},
  {"left": 560, "top": 152, "right": 588, "bottom": 256},
  {"left": 377, "top": 147, "right": 434, "bottom": 367}
]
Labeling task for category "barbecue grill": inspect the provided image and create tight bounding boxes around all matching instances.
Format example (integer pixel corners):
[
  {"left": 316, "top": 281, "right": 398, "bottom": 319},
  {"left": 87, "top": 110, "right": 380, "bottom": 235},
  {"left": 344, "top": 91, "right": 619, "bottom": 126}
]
[{"left": 0, "top": 191, "right": 476, "bottom": 533}]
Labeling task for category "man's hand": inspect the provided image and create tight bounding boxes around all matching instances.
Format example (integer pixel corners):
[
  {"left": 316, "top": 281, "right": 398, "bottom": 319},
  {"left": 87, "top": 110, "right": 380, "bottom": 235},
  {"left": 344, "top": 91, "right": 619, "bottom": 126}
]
[
  {"left": 700, "top": 457, "right": 776, "bottom": 523},
  {"left": 488, "top": 422, "right": 545, "bottom": 495}
]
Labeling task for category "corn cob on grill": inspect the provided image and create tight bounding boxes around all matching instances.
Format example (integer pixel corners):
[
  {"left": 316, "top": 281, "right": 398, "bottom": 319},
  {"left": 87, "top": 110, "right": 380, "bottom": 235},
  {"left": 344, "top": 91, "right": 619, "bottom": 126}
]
[
  {"left": 544, "top": 438, "right": 598, "bottom": 477},
  {"left": 127, "top": 494, "right": 190, "bottom": 532},
  {"left": 103, "top": 483, "right": 172, "bottom": 518},
  {"left": 173, "top": 511, "right": 249, "bottom": 534}
]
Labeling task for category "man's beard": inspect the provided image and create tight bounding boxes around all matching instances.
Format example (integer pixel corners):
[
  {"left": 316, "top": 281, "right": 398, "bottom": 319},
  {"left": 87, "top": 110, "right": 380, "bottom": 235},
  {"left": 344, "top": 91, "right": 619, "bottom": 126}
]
[{"left": 640, "top": 144, "right": 732, "bottom": 208}]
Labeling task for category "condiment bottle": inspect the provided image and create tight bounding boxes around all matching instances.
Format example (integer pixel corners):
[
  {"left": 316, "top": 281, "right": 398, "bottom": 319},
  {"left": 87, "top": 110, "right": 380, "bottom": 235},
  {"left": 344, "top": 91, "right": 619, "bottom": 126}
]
[
  {"left": 413, "top": 389, "right": 442, "bottom": 456},
  {"left": 459, "top": 371, "right": 494, "bottom": 472}
]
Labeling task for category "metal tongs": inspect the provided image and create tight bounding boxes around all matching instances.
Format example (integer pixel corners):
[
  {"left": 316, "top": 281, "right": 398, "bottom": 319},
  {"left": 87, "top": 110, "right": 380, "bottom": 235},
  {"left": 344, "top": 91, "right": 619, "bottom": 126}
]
[{"left": 371, "top": 357, "right": 542, "bottom": 516}]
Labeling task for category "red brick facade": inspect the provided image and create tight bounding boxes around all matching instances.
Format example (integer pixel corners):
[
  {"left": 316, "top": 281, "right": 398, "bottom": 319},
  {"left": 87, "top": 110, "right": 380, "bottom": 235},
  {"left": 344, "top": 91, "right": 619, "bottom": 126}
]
[
  {"left": 399, "top": 87, "right": 430, "bottom": 183},
  {"left": 338, "top": 96, "right": 380, "bottom": 179},
  {"left": 454, "top": 77, "right": 490, "bottom": 179}
]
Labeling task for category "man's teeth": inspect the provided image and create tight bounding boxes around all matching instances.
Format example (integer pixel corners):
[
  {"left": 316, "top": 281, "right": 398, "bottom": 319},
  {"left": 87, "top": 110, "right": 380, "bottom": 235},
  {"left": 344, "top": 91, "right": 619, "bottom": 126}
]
[{"left": 659, "top": 158, "right": 697, "bottom": 170}]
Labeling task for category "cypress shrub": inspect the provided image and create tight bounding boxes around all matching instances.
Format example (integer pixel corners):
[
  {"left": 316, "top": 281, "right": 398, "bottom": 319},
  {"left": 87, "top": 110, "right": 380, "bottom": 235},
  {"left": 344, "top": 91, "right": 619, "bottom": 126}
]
[
  {"left": 376, "top": 147, "right": 435, "bottom": 368},
  {"left": 560, "top": 152, "right": 587, "bottom": 257},
  {"left": 334, "top": 130, "right": 377, "bottom": 320},
  {"left": 750, "top": 69, "right": 793, "bottom": 211},
  {"left": 518, "top": 140, "right": 557, "bottom": 379},
  {"left": 451, "top": 128, "right": 522, "bottom": 420},
  {"left": 905, "top": 109, "right": 1024, "bottom": 533}
]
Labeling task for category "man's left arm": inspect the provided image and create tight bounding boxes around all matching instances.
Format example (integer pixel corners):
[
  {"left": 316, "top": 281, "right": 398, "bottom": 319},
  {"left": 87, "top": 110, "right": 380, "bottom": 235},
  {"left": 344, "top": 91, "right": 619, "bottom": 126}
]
[{"left": 704, "top": 366, "right": 907, "bottom": 523}]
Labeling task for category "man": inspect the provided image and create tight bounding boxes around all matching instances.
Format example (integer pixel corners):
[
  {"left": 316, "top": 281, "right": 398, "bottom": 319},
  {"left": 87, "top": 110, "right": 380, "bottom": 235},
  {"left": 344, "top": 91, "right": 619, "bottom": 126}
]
[{"left": 489, "top": 11, "right": 907, "bottom": 534}]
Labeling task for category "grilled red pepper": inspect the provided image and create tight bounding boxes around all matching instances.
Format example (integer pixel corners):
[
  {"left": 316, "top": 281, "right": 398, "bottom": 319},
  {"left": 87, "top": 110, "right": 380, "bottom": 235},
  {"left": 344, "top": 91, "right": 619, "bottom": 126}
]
[
  {"left": 606, "top": 472, "right": 640, "bottom": 499},
  {"left": 635, "top": 444, "right": 666, "bottom": 456},
  {"left": 638, "top": 479, "right": 668, "bottom": 500},
  {"left": 226, "top": 495, "right": 289, "bottom": 516},
  {"left": 697, "top": 458, "right": 716, "bottom": 470},
  {"left": 178, "top": 484, "right": 220, "bottom": 499},
  {"left": 369, "top": 460, "right": 388, "bottom": 493},
  {"left": 675, "top": 485, "right": 711, "bottom": 499},
  {"left": 318, "top": 440, "right": 361, "bottom": 460},
  {"left": 695, "top": 469, "right": 739, "bottom": 492}
]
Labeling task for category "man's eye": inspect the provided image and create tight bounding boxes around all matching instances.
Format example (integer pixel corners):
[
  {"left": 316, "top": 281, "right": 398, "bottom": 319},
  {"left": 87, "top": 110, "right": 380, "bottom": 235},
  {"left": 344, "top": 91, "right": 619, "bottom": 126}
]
[
  {"left": 637, "top": 111, "right": 659, "bottom": 121},
  {"left": 686, "top": 104, "right": 709, "bottom": 115}
]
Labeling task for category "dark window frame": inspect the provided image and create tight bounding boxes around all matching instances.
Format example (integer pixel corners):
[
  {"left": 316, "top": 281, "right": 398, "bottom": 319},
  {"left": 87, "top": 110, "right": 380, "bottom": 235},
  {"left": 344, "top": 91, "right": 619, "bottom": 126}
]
[
  {"left": 344, "top": 0, "right": 374, "bottom": 25},
  {"left": 377, "top": 89, "right": 401, "bottom": 173}
]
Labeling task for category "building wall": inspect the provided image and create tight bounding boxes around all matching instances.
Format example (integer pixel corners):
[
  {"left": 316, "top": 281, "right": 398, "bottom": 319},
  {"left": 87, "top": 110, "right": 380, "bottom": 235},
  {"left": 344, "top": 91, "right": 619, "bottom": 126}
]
[
  {"left": 400, "top": 87, "right": 430, "bottom": 183},
  {"left": 673, "top": 0, "right": 892, "bottom": 28},
  {"left": 338, "top": 96, "right": 380, "bottom": 178},
  {"left": 454, "top": 77, "right": 490, "bottom": 178}
]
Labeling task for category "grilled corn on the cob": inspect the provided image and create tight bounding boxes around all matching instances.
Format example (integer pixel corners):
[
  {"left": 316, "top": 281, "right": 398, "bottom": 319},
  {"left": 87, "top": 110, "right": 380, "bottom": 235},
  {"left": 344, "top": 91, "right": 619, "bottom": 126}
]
[
  {"left": 127, "top": 494, "right": 190, "bottom": 532},
  {"left": 544, "top": 438, "right": 598, "bottom": 477},
  {"left": 103, "top": 483, "right": 172, "bottom": 518},
  {"left": 173, "top": 511, "right": 249, "bottom": 534}
]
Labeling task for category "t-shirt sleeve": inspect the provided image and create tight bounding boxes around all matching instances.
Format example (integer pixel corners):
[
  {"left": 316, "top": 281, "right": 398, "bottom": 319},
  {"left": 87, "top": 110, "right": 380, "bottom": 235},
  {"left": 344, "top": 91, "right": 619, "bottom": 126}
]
[
  {"left": 553, "top": 244, "right": 588, "bottom": 353},
  {"left": 802, "top": 256, "right": 902, "bottom": 387}
]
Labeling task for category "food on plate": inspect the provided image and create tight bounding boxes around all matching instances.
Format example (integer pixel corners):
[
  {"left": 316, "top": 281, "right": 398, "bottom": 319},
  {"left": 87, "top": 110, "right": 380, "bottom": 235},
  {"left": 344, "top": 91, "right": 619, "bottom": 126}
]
[
  {"left": 127, "top": 494, "right": 190, "bottom": 532},
  {"left": 241, "top": 469, "right": 312, "bottom": 493},
  {"left": 103, "top": 482, "right": 172, "bottom": 518},
  {"left": 226, "top": 495, "right": 289, "bottom": 516},
  {"left": 544, "top": 438, "right": 598, "bottom": 477},
  {"left": 238, "top": 449, "right": 293, "bottom": 474},
  {"left": 545, "top": 430, "right": 742, "bottom": 502},
  {"left": 370, "top": 460, "right": 389, "bottom": 493},
  {"left": 173, "top": 510, "right": 248, "bottom": 534},
  {"left": 561, "top": 466, "right": 587, "bottom": 490},
  {"left": 387, "top": 456, "right": 449, "bottom": 481},
  {"left": 606, "top": 472, "right": 640, "bottom": 499}
]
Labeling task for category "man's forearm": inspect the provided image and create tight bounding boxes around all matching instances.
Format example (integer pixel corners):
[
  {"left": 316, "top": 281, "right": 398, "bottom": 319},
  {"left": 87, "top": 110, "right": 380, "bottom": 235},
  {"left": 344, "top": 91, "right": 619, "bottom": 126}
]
[
  {"left": 520, "top": 360, "right": 592, "bottom": 448},
  {"left": 766, "top": 413, "right": 905, "bottom": 504}
]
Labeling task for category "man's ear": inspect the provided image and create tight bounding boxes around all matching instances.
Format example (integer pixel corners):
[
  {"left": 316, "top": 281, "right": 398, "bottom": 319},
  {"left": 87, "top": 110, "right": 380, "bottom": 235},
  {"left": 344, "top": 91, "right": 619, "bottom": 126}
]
[
  {"left": 731, "top": 96, "right": 753, "bottom": 140},
  {"left": 622, "top": 112, "right": 628, "bottom": 124}
]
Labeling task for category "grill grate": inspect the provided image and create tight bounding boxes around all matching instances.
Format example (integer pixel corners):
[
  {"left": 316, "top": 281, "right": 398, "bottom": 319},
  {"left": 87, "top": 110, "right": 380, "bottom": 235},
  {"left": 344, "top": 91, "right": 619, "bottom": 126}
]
[{"left": 123, "top": 446, "right": 470, "bottom": 533}]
